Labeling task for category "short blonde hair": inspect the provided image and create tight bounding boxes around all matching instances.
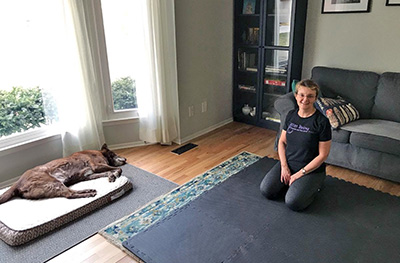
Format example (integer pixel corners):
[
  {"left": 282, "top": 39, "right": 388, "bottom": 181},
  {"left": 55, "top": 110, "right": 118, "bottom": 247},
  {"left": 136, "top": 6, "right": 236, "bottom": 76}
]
[{"left": 295, "top": 79, "right": 320, "bottom": 97}]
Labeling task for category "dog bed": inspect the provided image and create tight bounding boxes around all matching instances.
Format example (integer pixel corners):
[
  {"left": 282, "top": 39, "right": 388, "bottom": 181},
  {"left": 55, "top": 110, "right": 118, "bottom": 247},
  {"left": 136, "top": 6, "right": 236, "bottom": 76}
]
[{"left": 0, "top": 176, "right": 132, "bottom": 246}]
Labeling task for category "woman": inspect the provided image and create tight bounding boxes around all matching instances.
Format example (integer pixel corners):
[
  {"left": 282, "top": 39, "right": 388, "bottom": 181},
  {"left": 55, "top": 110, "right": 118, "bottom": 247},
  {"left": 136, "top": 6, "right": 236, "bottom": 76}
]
[{"left": 260, "top": 79, "right": 331, "bottom": 211}]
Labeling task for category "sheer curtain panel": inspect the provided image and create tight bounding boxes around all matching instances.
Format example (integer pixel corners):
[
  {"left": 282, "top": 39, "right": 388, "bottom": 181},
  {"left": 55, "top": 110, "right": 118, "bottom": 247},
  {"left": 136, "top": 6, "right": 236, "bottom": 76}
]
[
  {"left": 137, "top": 0, "right": 180, "bottom": 145},
  {"left": 57, "top": 0, "right": 105, "bottom": 156}
]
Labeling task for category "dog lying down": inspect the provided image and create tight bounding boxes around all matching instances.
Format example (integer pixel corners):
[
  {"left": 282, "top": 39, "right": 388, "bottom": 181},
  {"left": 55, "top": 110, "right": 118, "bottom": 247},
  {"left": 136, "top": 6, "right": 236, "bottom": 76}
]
[{"left": 0, "top": 144, "right": 127, "bottom": 205}]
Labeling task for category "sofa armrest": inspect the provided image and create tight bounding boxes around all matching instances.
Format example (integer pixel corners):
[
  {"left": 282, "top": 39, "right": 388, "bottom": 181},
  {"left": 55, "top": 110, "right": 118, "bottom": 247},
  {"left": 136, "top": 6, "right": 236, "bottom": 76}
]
[
  {"left": 275, "top": 92, "right": 296, "bottom": 117},
  {"left": 273, "top": 92, "right": 297, "bottom": 150}
]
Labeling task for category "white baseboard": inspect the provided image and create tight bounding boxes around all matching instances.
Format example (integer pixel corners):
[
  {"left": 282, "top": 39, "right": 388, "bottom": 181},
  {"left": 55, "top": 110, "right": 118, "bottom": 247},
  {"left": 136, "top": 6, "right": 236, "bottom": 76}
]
[
  {"left": 108, "top": 118, "right": 233, "bottom": 149},
  {"left": 175, "top": 118, "right": 233, "bottom": 145},
  {"left": 108, "top": 141, "right": 155, "bottom": 151}
]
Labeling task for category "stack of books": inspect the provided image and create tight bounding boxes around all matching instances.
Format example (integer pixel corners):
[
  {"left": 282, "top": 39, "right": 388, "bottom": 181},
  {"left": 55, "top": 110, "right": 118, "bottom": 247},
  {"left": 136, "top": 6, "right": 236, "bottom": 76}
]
[
  {"left": 264, "top": 79, "right": 286, "bottom": 86},
  {"left": 265, "top": 66, "right": 287, "bottom": 74},
  {"left": 238, "top": 85, "right": 256, "bottom": 92}
]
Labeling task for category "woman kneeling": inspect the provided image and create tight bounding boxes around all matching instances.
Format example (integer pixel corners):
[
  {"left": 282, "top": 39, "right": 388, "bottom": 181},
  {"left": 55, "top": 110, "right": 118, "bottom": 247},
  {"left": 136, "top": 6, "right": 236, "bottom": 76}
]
[{"left": 260, "top": 79, "right": 332, "bottom": 211}]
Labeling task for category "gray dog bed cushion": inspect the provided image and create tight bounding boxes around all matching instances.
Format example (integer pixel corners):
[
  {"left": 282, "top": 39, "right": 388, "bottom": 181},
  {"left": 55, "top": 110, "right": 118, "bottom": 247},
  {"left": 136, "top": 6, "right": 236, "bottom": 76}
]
[{"left": 0, "top": 176, "right": 132, "bottom": 246}]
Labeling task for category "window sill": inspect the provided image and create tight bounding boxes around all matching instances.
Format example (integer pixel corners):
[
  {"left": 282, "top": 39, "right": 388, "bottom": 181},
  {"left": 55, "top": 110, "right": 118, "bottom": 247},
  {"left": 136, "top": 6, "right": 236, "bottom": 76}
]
[
  {"left": 102, "top": 117, "right": 139, "bottom": 127},
  {"left": 105, "top": 108, "right": 139, "bottom": 123}
]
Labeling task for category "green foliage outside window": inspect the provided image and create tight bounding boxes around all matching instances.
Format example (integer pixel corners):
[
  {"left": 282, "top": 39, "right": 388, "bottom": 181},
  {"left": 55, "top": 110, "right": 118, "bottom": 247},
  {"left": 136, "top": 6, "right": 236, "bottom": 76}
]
[
  {"left": 0, "top": 87, "right": 46, "bottom": 137},
  {"left": 0, "top": 76, "right": 136, "bottom": 138},
  {"left": 111, "top": 76, "right": 137, "bottom": 111}
]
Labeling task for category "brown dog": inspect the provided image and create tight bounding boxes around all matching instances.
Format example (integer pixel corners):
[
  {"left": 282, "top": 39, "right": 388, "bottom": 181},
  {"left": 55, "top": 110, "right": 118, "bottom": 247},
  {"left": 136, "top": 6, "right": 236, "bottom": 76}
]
[{"left": 0, "top": 144, "right": 126, "bottom": 205}]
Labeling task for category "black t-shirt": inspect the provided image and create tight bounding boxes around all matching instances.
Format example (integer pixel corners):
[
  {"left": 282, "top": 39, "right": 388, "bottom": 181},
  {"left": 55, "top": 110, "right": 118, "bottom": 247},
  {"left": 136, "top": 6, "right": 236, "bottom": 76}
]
[{"left": 283, "top": 109, "right": 332, "bottom": 173}]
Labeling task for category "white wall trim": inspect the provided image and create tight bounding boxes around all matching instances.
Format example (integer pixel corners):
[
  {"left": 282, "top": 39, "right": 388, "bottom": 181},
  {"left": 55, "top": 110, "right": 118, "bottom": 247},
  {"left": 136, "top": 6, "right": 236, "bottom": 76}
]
[
  {"left": 109, "top": 118, "right": 233, "bottom": 149},
  {"left": 108, "top": 141, "right": 156, "bottom": 151},
  {"left": 102, "top": 117, "right": 139, "bottom": 126},
  {"left": 175, "top": 118, "right": 233, "bottom": 145}
]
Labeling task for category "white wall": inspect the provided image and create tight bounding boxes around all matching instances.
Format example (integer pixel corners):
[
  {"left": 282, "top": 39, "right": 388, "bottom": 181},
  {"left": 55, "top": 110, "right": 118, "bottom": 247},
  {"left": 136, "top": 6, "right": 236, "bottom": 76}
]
[
  {"left": 0, "top": 136, "right": 62, "bottom": 185},
  {"left": 174, "top": 0, "right": 234, "bottom": 140},
  {"left": 102, "top": 118, "right": 146, "bottom": 149},
  {"left": 302, "top": 1, "right": 400, "bottom": 77}
]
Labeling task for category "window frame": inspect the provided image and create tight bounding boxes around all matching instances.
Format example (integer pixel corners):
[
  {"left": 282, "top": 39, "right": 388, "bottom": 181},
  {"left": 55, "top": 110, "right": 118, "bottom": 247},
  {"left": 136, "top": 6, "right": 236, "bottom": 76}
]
[
  {"left": 91, "top": 0, "right": 139, "bottom": 121},
  {"left": 0, "top": 125, "right": 60, "bottom": 153},
  {"left": 0, "top": 0, "right": 64, "bottom": 152},
  {"left": 0, "top": 0, "right": 139, "bottom": 154}
]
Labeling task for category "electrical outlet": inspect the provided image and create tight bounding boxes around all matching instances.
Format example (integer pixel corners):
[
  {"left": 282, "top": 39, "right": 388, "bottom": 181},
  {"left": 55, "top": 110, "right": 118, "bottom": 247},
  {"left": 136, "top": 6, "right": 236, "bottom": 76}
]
[
  {"left": 188, "top": 105, "right": 194, "bottom": 117},
  {"left": 201, "top": 101, "right": 207, "bottom": 113}
]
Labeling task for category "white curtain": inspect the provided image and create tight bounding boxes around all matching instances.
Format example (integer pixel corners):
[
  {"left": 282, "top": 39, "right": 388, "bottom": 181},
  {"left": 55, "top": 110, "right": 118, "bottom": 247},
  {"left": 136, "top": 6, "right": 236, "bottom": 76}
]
[
  {"left": 136, "top": 0, "right": 180, "bottom": 144},
  {"left": 53, "top": 0, "right": 104, "bottom": 156}
]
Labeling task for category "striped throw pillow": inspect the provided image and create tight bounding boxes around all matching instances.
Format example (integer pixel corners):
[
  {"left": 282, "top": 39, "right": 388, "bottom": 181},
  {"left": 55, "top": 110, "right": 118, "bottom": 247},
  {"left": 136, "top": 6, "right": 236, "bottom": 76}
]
[{"left": 315, "top": 97, "right": 360, "bottom": 129}]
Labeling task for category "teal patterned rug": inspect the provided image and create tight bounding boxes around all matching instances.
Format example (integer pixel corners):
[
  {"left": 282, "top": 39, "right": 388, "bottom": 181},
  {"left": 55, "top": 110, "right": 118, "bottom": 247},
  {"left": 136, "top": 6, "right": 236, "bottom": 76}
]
[{"left": 98, "top": 151, "right": 261, "bottom": 248}]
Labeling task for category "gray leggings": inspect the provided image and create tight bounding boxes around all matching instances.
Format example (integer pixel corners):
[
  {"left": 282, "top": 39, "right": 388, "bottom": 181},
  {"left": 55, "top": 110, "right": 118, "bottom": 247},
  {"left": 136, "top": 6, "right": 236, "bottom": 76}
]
[{"left": 260, "top": 162, "right": 326, "bottom": 211}]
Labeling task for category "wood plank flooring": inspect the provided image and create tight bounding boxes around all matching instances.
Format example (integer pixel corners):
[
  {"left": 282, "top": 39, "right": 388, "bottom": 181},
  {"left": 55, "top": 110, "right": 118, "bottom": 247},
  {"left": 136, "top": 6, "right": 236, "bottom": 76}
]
[{"left": 48, "top": 122, "right": 400, "bottom": 263}]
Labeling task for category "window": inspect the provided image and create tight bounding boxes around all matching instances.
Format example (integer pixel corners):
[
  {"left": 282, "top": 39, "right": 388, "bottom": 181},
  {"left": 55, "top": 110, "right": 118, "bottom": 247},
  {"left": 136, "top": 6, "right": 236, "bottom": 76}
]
[
  {"left": 97, "top": 0, "right": 144, "bottom": 119},
  {"left": 0, "top": 0, "right": 144, "bottom": 151},
  {"left": 0, "top": 0, "right": 65, "bottom": 147}
]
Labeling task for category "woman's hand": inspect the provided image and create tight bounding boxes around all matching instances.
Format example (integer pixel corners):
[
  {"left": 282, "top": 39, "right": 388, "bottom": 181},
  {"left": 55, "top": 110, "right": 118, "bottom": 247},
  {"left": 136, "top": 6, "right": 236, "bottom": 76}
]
[
  {"left": 289, "top": 171, "right": 301, "bottom": 186},
  {"left": 288, "top": 140, "right": 332, "bottom": 186},
  {"left": 278, "top": 130, "right": 291, "bottom": 185},
  {"left": 280, "top": 165, "right": 291, "bottom": 185}
]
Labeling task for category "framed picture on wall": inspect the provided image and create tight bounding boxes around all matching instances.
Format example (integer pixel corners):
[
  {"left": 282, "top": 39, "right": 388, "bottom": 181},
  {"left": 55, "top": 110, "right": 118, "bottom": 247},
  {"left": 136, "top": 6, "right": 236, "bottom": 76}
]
[
  {"left": 322, "top": 0, "right": 371, "bottom": 14},
  {"left": 386, "top": 0, "right": 400, "bottom": 6}
]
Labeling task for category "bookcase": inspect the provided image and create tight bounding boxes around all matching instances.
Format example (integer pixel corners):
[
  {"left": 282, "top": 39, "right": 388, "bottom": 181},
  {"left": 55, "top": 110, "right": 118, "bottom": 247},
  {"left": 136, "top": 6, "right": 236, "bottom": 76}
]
[{"left": 233, "top": 0, "right": 308, "bottom": 130}]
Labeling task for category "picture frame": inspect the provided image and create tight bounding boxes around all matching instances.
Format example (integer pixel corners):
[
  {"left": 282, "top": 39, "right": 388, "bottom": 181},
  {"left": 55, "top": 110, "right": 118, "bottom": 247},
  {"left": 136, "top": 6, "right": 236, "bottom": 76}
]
[
  {"left": 386, "top": 0, "right": 400, "bottom": 6},
  {"left": 322, "top": 0, "right": 371, "bottom": 14},
  {"left": 242, "top": 0, "right": 256, "bottom": 14}
]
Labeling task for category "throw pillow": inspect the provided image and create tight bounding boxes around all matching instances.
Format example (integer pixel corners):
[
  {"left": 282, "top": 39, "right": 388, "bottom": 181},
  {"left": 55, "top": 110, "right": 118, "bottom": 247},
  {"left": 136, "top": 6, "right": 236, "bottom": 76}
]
[
  {"left": 291, "top": 79, "right": 299, "bottom": 93},
  {"left": 315, "top": 97, "right": 360, "bottom": 129}
]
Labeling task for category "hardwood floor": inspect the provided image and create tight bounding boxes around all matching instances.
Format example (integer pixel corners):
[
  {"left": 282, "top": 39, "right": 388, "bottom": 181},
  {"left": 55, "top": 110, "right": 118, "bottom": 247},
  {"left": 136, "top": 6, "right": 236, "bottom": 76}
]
[{"left": 48, "top": 122, "right": 400, "bottom": 263}]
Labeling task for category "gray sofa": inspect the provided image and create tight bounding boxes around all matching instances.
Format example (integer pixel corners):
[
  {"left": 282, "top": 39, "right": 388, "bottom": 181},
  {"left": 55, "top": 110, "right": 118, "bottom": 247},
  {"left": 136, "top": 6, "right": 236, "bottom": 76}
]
[{"left": 274, "top": 66, "right": 400, "bottom": 183}]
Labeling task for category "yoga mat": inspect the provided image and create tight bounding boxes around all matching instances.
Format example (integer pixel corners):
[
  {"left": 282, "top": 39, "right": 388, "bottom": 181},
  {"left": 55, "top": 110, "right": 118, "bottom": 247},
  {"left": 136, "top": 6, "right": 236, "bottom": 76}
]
[
  {"left": 123, "top": 157, "right": 400, "bottom": 263},
  {"left": 0, "top": 164, "right": 178, "bottom": 263}
]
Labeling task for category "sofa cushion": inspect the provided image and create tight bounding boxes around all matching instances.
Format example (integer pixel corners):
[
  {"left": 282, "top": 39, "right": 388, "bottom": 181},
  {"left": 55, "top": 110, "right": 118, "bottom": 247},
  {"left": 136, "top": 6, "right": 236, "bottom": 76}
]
[
  {"left": 315, "top": 97, "right": 360, "bottom": 129},
  {"left": 371, "top": 72, "right": 400, "bottom": 122},
  {"left": 331, "top": 129, "right": 350, "bottom": 143},
  {"left": 312, "top": 67, "right": 379, "bottom": 119},
  {"left": 342, "top": 119, "right": 400, "bottom": 156},
  {"left": 350, "top": 133, "right": 400, "bottom": 157}
]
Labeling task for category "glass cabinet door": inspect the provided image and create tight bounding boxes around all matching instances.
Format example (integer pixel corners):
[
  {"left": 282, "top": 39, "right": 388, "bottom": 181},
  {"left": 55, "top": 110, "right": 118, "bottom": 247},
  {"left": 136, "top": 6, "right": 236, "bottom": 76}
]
[
  {"left": 262, "top": 49, "right": 289, "bottom": 122},
  {"left": 235, "top": 47, "right": 259, "bottom": 120},
  {"left": 265, "top": 0, "right": 293, "bottom": 47},
  {"left": 233, "top": 0, "right": 307, "bottom": 130},
  {"left": 236, "top": 0, "right": 261, "bottom": 47}
]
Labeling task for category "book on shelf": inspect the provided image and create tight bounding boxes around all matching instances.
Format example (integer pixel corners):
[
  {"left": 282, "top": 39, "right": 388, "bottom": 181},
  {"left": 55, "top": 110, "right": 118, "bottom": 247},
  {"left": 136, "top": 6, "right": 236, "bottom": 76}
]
[
  {"left": 265, "top": 116, "right": 280, "bottom": 123},
  {"left": 241, "top": 27, "right": 259, "bottom": 45},
  {"left": 238, "top": 50, "right": 245, "bottom": 70},
  {"left": 238, "top": 51, "right": 257, "bottom": 71},
  {"left": 247, "top": 27, "right": 259, "bottom": 45},
  {"left": 247, "top": 52, "right": 256, "bottom": 68},
  {"left": 262, "top": 111, "right": 280, "bottom": 123},
  {"left": 246, "top": 67, "right": 258, "bottom": 72},
  {"left": 265, "top": 66, "right": 287, "bottom": 74},
  {"left": 238, "top": 84, "right": 256, "bottom": 92},
  {"left": 264, "top": 79, "right": 286, "bottom": 86},
  {"left": 242, "top": 0, "right": 256, "bottom": 14}
]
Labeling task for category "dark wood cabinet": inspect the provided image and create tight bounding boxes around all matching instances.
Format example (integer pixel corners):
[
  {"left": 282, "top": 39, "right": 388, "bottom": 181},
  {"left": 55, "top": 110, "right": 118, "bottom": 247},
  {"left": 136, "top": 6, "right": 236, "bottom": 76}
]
[{"left": 233, "top": 0, "right": 308, "bottom": 130}]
